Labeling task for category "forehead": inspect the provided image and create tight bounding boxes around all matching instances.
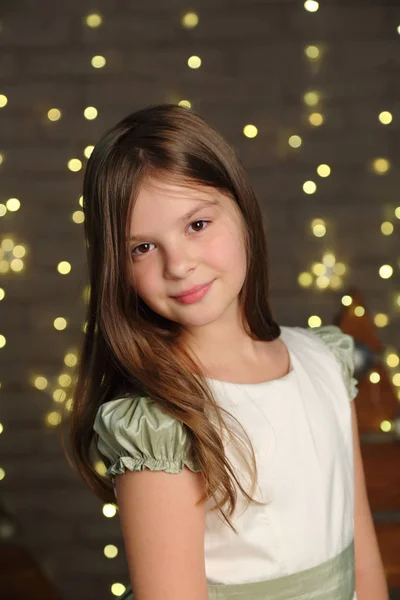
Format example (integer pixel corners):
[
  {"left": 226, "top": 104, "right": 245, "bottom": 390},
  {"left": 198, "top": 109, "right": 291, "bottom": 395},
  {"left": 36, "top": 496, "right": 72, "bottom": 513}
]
[
  {"left": 128, "top": 176, "right": 239, "bottom": 240},
  {"left": 135, "top": 177, "right": 217, "bottom": 204}
]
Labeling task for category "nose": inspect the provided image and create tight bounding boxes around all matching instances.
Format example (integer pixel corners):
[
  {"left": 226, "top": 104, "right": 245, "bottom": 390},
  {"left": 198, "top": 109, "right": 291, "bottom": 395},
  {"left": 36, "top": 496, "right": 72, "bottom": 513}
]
[{"left": 163, "top": 242, "right": 197, "bottom": 280}]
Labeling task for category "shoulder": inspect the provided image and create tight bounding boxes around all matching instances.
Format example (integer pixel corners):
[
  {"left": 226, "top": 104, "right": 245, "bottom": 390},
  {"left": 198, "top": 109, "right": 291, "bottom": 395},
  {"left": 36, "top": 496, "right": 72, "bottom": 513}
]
[
  {"left": 94, "top": 394, "right": 180, "bottom": 437},
  {"left": 283, "top": 323, "right": 351, "bottom": 348},
  {"left": 282, "top": 324, "right": 354, "bottom": 359},
  {"left": 283, "top": 324, "right": 359, "bottom": 401},
  {"left": 93, "top": 395, "right": 202, "bottom": 478}
]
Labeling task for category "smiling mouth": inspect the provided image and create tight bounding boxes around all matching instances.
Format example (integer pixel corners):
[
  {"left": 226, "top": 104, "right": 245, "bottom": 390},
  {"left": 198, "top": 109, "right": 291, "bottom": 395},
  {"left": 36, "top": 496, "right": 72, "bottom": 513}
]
[
  {"left": 171, "top": 280, "right": 214, "bottom": 303},
  {"left": 172, "top": 280, "right": 213, "bottom": 298}
]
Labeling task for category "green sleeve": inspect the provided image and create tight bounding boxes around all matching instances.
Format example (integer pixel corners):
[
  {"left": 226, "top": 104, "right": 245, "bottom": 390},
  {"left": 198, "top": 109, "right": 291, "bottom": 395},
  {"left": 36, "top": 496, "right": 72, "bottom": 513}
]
[
  {"left": 93, "top": 395, "right": 202, "bottom": 477},
  {"left": 307, "top": 325, "right": 359, "bottom": 401}
]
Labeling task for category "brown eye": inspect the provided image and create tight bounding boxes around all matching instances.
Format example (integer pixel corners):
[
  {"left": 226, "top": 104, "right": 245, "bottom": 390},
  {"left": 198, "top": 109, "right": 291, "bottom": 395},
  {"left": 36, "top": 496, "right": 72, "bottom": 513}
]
[
  {"left": 188, "top": 219, "right": 210, "bottom": 233},
  {"left": 131, "top": 243, "right": 154, "bottom": 257},
  {"left": 131, "top": 220, "right": 210, "bottom": 259}
]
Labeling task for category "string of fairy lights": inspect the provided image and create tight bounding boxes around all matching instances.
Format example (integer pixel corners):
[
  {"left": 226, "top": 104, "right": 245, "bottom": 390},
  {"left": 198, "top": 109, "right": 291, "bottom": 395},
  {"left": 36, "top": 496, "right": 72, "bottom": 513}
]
[{"left": 0, "top": 2, "right": 400, "bottom": 597}]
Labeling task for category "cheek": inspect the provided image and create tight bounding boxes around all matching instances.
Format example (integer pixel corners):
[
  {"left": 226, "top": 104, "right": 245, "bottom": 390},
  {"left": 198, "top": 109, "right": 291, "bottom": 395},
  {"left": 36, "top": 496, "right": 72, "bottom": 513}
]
[
  {"left": 207, "top": 232, "right": 246, "bottom": 273},
  {"left": 131, "top": 265, "right": 159, "bottom": 299}
]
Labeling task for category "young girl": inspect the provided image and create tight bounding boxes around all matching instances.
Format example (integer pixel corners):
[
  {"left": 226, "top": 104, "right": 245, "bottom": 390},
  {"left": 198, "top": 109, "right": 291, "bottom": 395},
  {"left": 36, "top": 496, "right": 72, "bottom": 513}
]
[{"left": 68, "top": 104, "right": 388, "bottom": 600}]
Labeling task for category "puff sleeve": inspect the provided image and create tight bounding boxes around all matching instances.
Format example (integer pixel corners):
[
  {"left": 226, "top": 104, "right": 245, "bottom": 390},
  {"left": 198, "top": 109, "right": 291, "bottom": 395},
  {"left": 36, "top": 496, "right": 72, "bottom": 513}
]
[
  {"left": 93, "top": 395, "right": 202, "bottom": 478},
  {"left": 307, "top": 325, "right": 359, "bottom": 402}
]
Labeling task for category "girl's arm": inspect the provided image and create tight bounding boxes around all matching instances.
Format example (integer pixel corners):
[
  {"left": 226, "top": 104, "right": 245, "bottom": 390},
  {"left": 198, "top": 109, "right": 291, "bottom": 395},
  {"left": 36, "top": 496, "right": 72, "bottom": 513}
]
[
  {"left": 115, "top": 465, "right": 209, "bottom": 600},
  {"left": 351, "top": 401, "right": 389, "bottom": 600}
]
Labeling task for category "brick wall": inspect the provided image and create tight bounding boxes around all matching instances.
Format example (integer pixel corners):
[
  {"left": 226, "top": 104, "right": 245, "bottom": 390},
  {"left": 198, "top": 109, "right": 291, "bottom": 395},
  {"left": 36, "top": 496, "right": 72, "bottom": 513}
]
[{"left": 0, "top": 1, "right": 399, "bottom": 598}]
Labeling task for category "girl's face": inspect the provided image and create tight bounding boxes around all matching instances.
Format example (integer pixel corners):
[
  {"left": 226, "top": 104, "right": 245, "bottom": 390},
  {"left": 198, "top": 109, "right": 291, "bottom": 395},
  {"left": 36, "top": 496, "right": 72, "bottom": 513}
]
[{"left": 128, "top": 176, "right": 247, "bottom": 334}]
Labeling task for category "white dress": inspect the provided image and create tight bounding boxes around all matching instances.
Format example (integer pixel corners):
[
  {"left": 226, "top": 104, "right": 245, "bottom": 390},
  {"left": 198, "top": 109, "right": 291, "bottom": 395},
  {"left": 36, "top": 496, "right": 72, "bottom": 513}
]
[{"left": 94, "top": 325, "right": 359, "bottom": 599}]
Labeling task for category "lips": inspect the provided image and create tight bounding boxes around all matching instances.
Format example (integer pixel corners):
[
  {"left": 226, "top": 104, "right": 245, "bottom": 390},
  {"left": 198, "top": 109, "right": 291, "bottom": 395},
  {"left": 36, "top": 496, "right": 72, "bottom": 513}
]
[{"left": 172, "top": 281, "right": 212, "bottom": 298}]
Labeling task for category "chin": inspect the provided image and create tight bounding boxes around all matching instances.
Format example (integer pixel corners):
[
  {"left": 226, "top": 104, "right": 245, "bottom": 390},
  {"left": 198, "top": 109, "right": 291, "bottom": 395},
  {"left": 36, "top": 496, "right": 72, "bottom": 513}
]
[{"left": 179, "top": 309, "right": 225, "bottom": 327}]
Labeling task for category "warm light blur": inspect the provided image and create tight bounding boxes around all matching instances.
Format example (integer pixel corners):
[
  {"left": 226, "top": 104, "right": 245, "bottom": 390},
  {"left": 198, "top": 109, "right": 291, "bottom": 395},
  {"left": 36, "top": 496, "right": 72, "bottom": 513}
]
[
  {"left": 304, "top": 0, "right": 319, "bottom": 12},
  {"left": 48, "top": 108, "right": 61, "bottom": 121},
  {"left": 84, "top": 145, "right": 94, "bottom": 158},
  {"left": 57, "top": 261, "right": 72, "bottom": 274},
  {"left": 381, "top": 221, "right": 394, "bottom": 236},
  {"left": 64, "top": 352, "right": 78, "bottom": 367},
  {"left": 54, "top": 317, "right": 67, "bottom": 330},
  {"left": 372, "top": 158, "right": 390, "bottom": 174},
  {"left": 378, "top": 111, "right": 392, "bottom": 125},
  {"left": 84, "top": 106, "right": 98, "bottom": 120},
  {"left": 379, "top": 264, "right": 393, "bottom": 279},
  {"left": 311, "top": 218, "right": 326, "bottom": 237},
  {"left": 182, "top": 12, "right": 199, "bottom": 28},
  {"left": 308, "top": 315, "right": 322, "bottom": 327},
  {"left": 288, "top": 135, "right": 302, "bottom": 148},
  {"left": 317, "top": 164, "right": 331, "bottom": 177},
  {"left": 68, "top": 159, "right": 82, "bottom": 172},
  {"left": 188, "top": 56, "right": 201, "bottom": 69},
  {"left": 33, "top": 375, "right": 48, "bottom": 390},
  {"left": 104, "top": 544, "right": 119, "bottom": 559},
  {"left": 309, "top": 112, "right": 324, "bottom": 126},
  {"left": 303, "top": 181, "right": 317, "bottom": 194},
  {"left": 243, "top": 124, "right": 258, "bottom": 138},
  {"left": 374, "top": 313, "right": 389, "bottom": 328},
  {"left": 341, "top": 295, "right": 353, "bottom": 306},
  {"left": 304, "top": 91, "right": 320, "bottom": 106},
  {"left": 91, "top": 55, "right": 106, "bottom": 68},
  {"left": 305, "top": 45, "right": 320, "bottom": 59},
  {"left": 354, "top": 306, "right": 365, "bottom": 317},
  {"left": 111, "top": 583, "right": 126, "bottom": 597},
  {"left": 85, "top": 13, "right": 102, "bottom": 27},
  {"left": 72, "top": 210, "right": 85, "bottom": 224},
  {"left": 6, "top": 198, "right": 20, "bottom": 211},
  {"left": 103, "top": 504, "right": 117, "bottom": 518}
]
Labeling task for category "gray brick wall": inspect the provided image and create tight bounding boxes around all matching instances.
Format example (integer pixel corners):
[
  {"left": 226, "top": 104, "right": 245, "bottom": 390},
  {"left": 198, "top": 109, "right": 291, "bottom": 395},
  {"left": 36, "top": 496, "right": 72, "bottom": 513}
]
[{"left": 0, "top": 1, "right": 399, "bottom": 598}]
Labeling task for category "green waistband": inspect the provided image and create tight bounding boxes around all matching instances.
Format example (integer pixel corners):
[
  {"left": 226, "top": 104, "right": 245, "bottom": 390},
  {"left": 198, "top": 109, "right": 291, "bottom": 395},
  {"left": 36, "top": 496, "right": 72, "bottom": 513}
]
[
  {"left": 207, "top": 539, "right": 355, "bottom": 600},
  {"left": 118, "top": 539, "right": 354, "bottom": 600}
]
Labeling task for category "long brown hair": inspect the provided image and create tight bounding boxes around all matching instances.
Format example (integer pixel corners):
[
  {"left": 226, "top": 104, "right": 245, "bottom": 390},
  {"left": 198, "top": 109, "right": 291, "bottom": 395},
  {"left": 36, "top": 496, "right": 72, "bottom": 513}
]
[{"left": 63, "top": 103, "right": 281, "bottom": 534}]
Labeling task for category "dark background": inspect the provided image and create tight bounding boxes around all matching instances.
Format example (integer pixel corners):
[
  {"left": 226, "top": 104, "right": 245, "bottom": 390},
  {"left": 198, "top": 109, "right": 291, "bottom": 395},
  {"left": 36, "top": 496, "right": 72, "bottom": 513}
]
[{"left": 0, "top": 1, "right": 399, "bottom": 598}]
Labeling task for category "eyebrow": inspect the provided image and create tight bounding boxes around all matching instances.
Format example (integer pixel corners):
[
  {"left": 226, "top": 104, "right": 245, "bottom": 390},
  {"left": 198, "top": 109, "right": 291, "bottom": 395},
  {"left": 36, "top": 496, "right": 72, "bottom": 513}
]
[{"left": 128, "top": 198, "right": 221, "bottom": 242}]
